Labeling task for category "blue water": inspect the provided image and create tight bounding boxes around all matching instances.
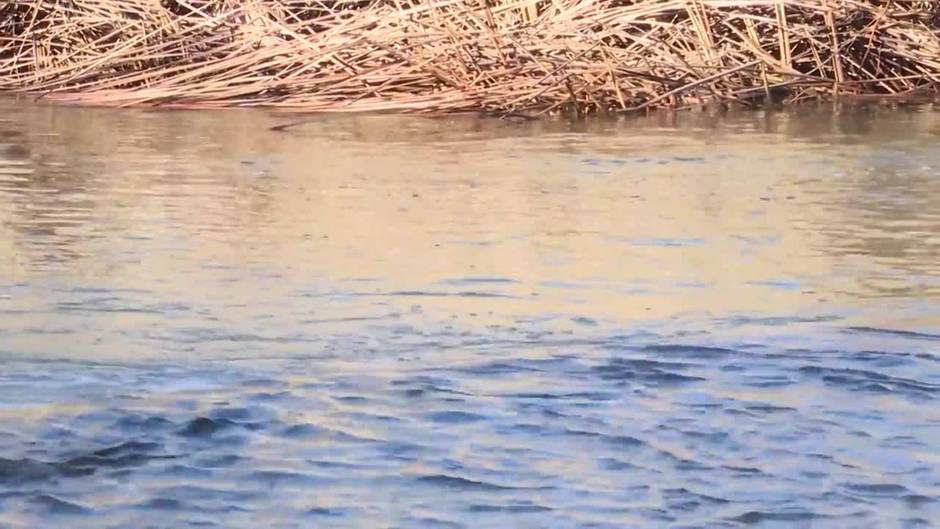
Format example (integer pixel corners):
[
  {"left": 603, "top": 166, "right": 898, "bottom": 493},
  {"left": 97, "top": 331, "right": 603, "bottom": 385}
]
[{"left": 0, "top": 100, "right": 938, "bottom": 528}]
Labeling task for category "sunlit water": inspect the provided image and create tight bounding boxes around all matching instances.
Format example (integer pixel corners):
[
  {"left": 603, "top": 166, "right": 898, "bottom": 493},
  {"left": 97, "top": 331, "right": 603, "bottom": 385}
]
[{"left": 0, "top": 98, "right": 938, "bottom": 528}]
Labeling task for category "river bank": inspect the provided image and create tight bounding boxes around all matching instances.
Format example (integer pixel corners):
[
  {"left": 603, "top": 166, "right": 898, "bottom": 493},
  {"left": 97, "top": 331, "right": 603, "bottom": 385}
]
[{"left": 1, "top": 0, "right": 938, "bottom": 115}]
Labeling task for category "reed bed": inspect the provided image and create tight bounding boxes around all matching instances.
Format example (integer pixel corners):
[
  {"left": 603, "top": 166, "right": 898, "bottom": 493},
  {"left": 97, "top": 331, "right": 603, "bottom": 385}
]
[{"left": 1, "top": 0, "right": 938, "bottom": 115}]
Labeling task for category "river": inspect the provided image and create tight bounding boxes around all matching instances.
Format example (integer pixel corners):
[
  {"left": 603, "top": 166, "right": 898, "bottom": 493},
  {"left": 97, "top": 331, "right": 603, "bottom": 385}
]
[{"left": 0, "top": 98, "right": 938, "bottom": 528}]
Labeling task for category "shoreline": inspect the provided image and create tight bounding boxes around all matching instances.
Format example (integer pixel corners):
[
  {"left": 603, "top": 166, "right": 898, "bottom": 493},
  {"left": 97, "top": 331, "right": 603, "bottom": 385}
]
[{"left": 2, "top": 1, "right": 938, "bottom": 115}]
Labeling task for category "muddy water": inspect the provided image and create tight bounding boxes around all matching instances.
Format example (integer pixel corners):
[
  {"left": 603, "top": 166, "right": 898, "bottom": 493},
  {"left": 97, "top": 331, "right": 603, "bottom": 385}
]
[{"left": 0, "top": 99, "right": 938, "bottom": 528}]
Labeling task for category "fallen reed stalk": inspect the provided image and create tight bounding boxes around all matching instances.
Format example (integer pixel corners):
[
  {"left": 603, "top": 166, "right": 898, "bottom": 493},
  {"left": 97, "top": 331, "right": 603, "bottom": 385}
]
[{"left": 1, "top": 0, "right": 938, "bottom": 115}]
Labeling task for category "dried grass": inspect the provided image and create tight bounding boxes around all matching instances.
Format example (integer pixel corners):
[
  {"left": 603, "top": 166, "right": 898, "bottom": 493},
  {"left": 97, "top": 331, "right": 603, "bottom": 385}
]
[{"left": 1, "top": 0, "right": 938, "bottom": 115}]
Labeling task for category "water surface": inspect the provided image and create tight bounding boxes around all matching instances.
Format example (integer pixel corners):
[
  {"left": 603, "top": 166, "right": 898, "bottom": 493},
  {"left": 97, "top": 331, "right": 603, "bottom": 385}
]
[{"left": 0, "top": 99, "right": 938, "bottom": 528}]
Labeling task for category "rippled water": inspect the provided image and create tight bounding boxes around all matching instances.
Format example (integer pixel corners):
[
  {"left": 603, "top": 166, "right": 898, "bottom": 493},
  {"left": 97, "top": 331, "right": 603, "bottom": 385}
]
[{"left": 0, "top": 99, "right": 938, "bottom": 528}]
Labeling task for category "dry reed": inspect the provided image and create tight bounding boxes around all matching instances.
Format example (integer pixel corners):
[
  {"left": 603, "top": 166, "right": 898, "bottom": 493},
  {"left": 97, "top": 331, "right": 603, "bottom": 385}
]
[{"left": 1, "top": 0, "right": 938, "bottom": 115}]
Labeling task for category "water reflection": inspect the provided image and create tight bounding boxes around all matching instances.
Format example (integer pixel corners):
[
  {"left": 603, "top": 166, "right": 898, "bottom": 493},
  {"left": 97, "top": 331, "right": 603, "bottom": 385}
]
[
  {"left": 0, "top": 98, "right": 937, "bottom": 528},
  {"left": 1, "top": 99, "right": 937, "bottom": 321}
]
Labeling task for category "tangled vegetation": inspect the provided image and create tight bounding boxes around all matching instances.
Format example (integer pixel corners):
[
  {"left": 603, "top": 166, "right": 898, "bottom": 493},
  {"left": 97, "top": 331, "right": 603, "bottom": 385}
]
[{"left": 1, "top": 0, "right": 938, "bottom": 115}]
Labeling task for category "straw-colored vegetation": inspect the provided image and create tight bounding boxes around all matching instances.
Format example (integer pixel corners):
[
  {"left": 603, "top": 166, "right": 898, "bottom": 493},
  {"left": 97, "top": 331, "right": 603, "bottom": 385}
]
[{"left": 1, "top": 1, "right": 938, "bottom": 115}]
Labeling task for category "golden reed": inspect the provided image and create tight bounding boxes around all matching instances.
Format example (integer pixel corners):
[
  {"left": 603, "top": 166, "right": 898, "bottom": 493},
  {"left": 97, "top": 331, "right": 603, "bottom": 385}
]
[{"left": 1, "top": 0, "right": 938, "bottom": 115}]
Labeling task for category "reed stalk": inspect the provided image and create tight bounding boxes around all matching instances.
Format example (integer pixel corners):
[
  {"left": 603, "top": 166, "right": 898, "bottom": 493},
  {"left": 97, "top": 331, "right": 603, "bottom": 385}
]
[{"left": 1, "top": 0, "right": 937, "bottom": 114}]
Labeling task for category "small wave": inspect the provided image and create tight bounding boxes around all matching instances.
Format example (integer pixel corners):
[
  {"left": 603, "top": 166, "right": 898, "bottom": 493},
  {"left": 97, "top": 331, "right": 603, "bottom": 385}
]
[
  {"left": 642, "top": 344, "right": 739, "bottom": 359},
  {"left": 113, "top": 415, "right": 175, "bottom": 431},
  {"left": 571, "top": 316, "right": 598, "bottom": 326},
  {"left": 798, "top": 366, "right": 938, "bottom": 397},
  {"left": 593, "top": 359, "right": 706, "bottom": 385},
  {"left": 280, "top": 424, "right": 328, "bottom": 439},
  {"left": 140, "top": 497, "right": 185, "bottom": 510},
  {"left": 426, "top": 411, "right": 487, "bottom": 424},
  {"left": 415, "top": 474, "right": 516, "bottom": 491},
  {"left": 249, "top": 469, "right": 324, "bottom": 486},
  {"left": 62, "top": 452, "right": 158, "bottom": 471},
  {"left": 438, "top": 276, "right": 520, "bottom": 286},
  {"left": 845, "top": 326, "right": 940, "bottom": 341},
  {"left": 564, "top": 429, "right": 646, "bottom": 448},
  {"left": 192, "top": 454, "right": 243, "bottom": 468},
  {"left": 29, "top": 494, "right": 92, "bottom": 515},
  {"left": 453, "top": 361, "right": 542, "bottom": 375},
  {"left": 901, "top": 518, "right": 934, "bottom": 528},
  {"left": 743, "top": 404, "right": 797, "bottom": 414},
  {"left": 307, "top": 507, "right": 348, "bottom": 517},
  {"left": 209, "top": 407, "right": 257, "bottom": 421},
  {"left": 722, "top": 315, "right": 841, "bottom": 326},
  {"left": 903, "top": 495, "right": 937, "bottom": 507},
  {"left": 599, "top": 458, "right": 648, "bottom": 472},
  {"left": 0, "top": 458, "right": 59, "bottom": 483},
  {"left": 468, "top": 503, "right": 552, "bottom": 513},
  {"left": 178, "top": 417, "right": 240, "bottom": 437},
  {"left": 730, "top": 510, "right": 825, "bottom": 524},
  {"left": 842, "top": 482, "right": 910, "bottom": 497},
  {"left": 154, "top": 485, "right": 260, "bottom": 503},
  {"left": 162, "top": 464, "right": 213, "bottom": 478},
  {"left": 628, "top": 238, "right": 706, "bottom": 247},
  {"left": 91, "top": 441, "right": 160, "bottom": 458},
  {"left": 400, "top": 517, "right": 465, "bottom": 529},
  {"left": 663, "top": 487, "right": 730, "bottom": 512},
  {"left": 279, "top": 424, "right": 373, "bottom": 444},
  {"left": 385, "top": 290, "right": 515, "bottom": 299},
  {"left": 722, "top": 465, "right": 764, "bottom": 475},
  {"left": 1, "top": 441, "right": 167, "bottom": 484}
]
